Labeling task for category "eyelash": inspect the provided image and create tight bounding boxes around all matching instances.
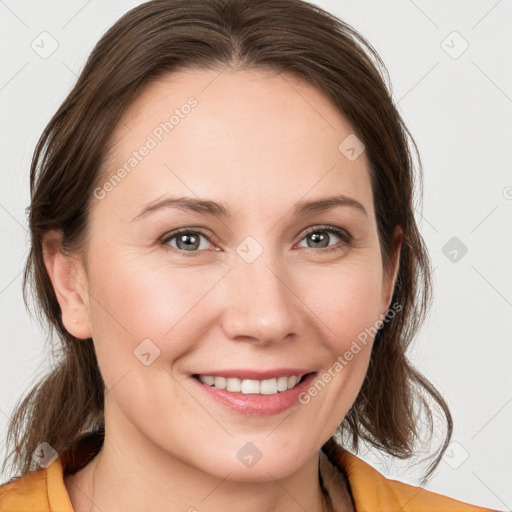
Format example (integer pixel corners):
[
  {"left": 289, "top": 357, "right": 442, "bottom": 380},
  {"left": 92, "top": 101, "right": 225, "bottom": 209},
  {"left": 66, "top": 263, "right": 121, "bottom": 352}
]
[{"left": 159, "top": 225, "right": 352, "bottom": 257}]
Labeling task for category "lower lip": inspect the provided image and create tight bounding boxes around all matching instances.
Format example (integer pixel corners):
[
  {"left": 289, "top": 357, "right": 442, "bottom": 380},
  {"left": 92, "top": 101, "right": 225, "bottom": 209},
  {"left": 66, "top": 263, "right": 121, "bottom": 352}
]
[{"left": 191, "top": 373, "right": 317, "bottom": 416}]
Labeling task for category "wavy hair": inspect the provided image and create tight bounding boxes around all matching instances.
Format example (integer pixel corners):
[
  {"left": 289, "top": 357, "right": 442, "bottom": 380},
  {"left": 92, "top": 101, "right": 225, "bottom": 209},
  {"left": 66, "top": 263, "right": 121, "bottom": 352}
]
[{"left": 2, "top": 0, "right": 451, "bottom": 485}]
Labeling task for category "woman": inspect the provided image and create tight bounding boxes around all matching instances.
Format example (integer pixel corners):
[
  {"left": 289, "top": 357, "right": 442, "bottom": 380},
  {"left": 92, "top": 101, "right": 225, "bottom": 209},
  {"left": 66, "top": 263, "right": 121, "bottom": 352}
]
[{"left": 0, "top": 0, "right": 497, "bottom": 510}]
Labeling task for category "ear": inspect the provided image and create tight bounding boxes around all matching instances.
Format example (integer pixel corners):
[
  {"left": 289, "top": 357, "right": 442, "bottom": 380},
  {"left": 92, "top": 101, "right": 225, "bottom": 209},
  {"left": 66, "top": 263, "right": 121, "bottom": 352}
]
[
  {"left": 380, "top": 224, "right": 403, "bottom": 314},
  {"left": 43, "top": 230, "right": 92, "bottom": 340}
]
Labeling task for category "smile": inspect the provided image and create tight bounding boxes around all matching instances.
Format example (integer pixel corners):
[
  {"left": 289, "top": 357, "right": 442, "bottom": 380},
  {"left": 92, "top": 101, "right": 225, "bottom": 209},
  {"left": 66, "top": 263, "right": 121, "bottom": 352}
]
[
  {"left": 196, "top": 374, "right": 307, "bottom": 395},
  {"left": 191, "top": 371, "right": 318, "bottom": 416}
]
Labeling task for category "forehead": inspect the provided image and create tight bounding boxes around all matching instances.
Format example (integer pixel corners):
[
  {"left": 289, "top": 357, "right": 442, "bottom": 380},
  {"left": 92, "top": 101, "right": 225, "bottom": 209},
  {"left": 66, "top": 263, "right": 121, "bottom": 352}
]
[{"left": 97, "top": 67, "right": 374, "bottom": 220}]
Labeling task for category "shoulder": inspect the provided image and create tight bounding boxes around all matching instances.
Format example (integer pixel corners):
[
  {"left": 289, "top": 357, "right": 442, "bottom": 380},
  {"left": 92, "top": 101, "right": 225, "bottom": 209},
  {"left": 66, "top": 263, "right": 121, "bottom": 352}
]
[
  {"left": 0, "top": 467, "right": 50, "bottom": 511},
  {"left": 0, "top": 431, "right": 103, "bottom": 511},
  {"left": 0, "top": 458, "right": 72, "bottom": 512},
  {"left": 322, "top": 439, "right": 497, "bottom": 512}
]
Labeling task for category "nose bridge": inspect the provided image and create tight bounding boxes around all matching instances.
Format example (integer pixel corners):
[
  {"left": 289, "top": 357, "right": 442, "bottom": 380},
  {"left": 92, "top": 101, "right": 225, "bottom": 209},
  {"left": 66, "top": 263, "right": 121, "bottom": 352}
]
[{"left": 221, "top": 245, "right": 301, "bottom": 344}]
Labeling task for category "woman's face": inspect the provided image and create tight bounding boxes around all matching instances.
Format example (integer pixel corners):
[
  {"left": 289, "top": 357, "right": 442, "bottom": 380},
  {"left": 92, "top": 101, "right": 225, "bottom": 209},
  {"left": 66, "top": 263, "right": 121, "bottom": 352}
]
[{"left": 62, "top": 68, "right": 400, "bottom": 480}]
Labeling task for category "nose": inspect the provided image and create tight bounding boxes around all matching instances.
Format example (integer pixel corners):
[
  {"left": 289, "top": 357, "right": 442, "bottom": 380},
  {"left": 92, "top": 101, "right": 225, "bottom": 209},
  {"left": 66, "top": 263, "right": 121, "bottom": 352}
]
[{"left": 219, "top": 252, "right": 304, "bottom": 346}]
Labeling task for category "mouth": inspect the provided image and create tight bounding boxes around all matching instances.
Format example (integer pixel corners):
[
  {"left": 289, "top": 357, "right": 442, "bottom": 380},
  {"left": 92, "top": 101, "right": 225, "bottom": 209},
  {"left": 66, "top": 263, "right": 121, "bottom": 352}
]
[
  {"left": 190, "top": 371, "right": 317, "bottom": 416},
  {"left": 192, "top": 372, "right": 310, "bottom": 395}
]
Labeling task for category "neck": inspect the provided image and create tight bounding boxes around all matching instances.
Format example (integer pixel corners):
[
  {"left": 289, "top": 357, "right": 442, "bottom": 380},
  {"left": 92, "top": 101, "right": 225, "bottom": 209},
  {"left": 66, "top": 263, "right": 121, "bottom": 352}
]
[{"left": 66, "top": 434, "right": 337, "bottom": 512}]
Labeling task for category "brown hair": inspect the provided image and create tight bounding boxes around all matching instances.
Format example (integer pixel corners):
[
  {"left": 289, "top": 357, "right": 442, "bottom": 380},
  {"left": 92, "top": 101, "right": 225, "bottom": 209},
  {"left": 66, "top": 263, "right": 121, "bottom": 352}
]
[{"left": 2, "top": 0, "right": 452, "bottom": 484}]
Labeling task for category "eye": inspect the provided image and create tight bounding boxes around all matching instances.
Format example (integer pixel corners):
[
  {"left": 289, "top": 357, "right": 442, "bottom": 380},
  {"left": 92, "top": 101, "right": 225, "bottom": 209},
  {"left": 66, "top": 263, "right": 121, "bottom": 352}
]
[
  {"left": 161, "top": 228, "right": 214, "bottom": 255},
  {"left": 160, "top": 225, "right": 352, "bottom": 256},
  {"left": 296, "top": 225, "right": 352, "bottom": 252}
]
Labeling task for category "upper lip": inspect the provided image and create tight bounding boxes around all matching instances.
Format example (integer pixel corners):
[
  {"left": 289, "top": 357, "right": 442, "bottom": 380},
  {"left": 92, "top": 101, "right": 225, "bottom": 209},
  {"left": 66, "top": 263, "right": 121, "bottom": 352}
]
[{"left": 192, "top": 368, "right": 316, "bottom": 380}]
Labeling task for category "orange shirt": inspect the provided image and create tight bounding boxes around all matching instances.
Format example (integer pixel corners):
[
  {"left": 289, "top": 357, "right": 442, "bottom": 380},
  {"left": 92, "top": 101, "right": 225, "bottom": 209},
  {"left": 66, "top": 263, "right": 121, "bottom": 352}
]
[{"left": 0, "top": 435, "right": 496, "bottom": 511}]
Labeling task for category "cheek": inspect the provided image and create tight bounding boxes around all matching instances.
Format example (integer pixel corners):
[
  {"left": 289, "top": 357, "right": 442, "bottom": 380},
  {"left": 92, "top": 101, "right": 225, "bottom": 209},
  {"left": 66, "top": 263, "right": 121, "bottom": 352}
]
[
  {"left": 303, "top": 257, "right": 385, "bottom": 348},
  {"left": 85, "top": 250, "right": 225, "bottom": 382},
  {"left": 293, "top": 259, "right": 384, "bottom": 433},
  {"left": 86, "top": 238, "right": 384, "bottom": 388}
]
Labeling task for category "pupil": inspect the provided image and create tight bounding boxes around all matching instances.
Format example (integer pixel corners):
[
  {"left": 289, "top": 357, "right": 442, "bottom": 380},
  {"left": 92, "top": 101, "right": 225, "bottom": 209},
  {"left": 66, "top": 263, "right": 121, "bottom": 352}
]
[
  {"left": 178, "top": 233, "right": 198, "bottom": 250},
  {"left": 175, "top": 232, "right": 330, "bottom": 251},
  {"left": 310, "top": 232, "right": 328, "bottom": 248}
]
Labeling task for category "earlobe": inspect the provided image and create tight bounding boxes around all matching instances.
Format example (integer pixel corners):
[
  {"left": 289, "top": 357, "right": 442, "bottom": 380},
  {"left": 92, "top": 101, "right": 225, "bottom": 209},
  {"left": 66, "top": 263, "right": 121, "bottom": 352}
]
[{"left": 43, "top": 230, "right": 92, "bottom": 339}]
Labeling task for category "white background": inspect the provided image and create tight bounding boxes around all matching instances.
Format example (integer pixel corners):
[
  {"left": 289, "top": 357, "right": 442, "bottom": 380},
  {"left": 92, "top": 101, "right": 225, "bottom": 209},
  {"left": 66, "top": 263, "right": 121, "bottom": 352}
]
[{"left": 0, "top": 1, "right": 511, "bottom": 510}]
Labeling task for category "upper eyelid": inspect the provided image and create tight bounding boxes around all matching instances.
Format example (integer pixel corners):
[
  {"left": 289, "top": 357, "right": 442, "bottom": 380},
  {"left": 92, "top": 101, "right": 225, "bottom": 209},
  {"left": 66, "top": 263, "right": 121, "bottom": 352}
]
[
  {"left": 301, "top": 225, "right": 351, "bottom": 237},
  {"left": 161, "top": 225, "right": 352, "bottom": 248},
  {"left": 161, "top": 227, "right": 215, "bottom": 243}
]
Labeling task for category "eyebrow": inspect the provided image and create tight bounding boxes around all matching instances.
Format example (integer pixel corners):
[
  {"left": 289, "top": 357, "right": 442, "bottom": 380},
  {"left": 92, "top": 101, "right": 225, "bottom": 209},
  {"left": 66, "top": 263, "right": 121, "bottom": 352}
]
[{"left": 131, "top": 194, "right": 368, "bottom": 222}]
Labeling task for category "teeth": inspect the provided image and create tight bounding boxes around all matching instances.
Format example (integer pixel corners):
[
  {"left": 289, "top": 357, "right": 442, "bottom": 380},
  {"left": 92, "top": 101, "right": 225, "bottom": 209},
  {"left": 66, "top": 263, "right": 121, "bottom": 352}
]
[
  {"left": 214, "top": 376, "right": 226, "bottom": 389},
  {"left": 241, "top": 379, "right": 260, "bottom": 394},
  {"left": 197, "top": 374, "right": 305, "bottom": 394},
  {"left": 201, "top": 375, "right": 215, "bottom": 386},
  {"left": 277, "top": 376, "right": 288, "bottom": 391},
  {"left": 226, "top": 377, "right": 241, "bottom": 392}
]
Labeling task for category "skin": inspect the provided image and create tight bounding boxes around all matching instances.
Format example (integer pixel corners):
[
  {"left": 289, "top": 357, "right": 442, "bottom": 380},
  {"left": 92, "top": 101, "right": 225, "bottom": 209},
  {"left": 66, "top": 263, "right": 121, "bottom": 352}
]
[{"left": 44, "top": 67, "right": 402, "bottom": 512}]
